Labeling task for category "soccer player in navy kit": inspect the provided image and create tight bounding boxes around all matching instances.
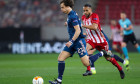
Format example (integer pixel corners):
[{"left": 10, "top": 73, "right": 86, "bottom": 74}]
[
  {"left": 49, "top": 0, "right": 113, "bottom": 83},
  {"left": 48, "top": 0, "right": 105, "bottom": 84},
  {"left": 119, "top": 12, "right": 140, "bottom": 60}
]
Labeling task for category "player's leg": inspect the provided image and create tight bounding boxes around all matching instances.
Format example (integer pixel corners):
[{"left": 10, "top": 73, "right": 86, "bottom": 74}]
[
  {"left": 121, "top": 35, "right": 129, "bottom": 60},
  {"left": 77, "top": 39, "right": 103, "bottom": 76},
  {"left": 99, "top": 43, "right": 125, "bottom": 79},
  {"left": 57, "top": 51, "right": 71, "bottom": 81},
  {"left": 130, "top": 33, "right": 140, "bottom": 53},
  {"left": 86, "top": 43, "right": 103, "bottom": 74},
  {"left": 100, "top": 44, "right": 123, "bottom": 73},
  {"left": 84, "top": 42, "right": 93, "bottom": 72},
  {"left": 82, "top": 51, "right": 104, "bottom": 76},
  {"left": 134, "top": 43, "right": 140, "bottom": 53},
  {"left": 112, "top": 42, "right": 123, "bottom": 55},
  {"left": 112, "top": 53, "right": 129, "bottom": 71},
  {"left": 103, "top": 51, "right": 125, "bottom": 79},
  {"left": 81, "top": 55, "right": 92, "bottom": 76},
  {"left": 49, "top": 46, "right": 74, "bottom": 84},
  {"left": 122, "top": 42, "right": 129, "bottom": 60},
  {"left": 75, "top": 39, "right": 92, "bottom": 76},
  {"left": 87, "top": 49, "right": 97, "bottom": 74}
]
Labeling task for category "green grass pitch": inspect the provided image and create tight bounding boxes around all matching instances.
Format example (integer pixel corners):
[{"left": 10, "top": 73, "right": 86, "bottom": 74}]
[{"left": 0, "top": 53, "right": 140, "bottom": 84}]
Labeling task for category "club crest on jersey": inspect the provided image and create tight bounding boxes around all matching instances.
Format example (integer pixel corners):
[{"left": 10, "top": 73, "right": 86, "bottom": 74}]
[
  {"left": 93, "top": 18, "right": 98, "bottom": 20},
  {"left": 73, "top": 20, "right": 78, "bottom": 22}
]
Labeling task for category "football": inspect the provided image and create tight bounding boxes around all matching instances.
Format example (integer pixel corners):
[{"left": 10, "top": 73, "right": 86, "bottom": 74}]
[{"left": 32, "top": 76, "right": 44, "bottom": 84}]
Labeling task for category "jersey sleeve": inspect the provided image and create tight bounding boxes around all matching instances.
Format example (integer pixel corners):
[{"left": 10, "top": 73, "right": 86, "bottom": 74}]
[
  {"left": 81, "top": 15, "right": 85, "bottom": 21},
  {"left": 127, "top": 19, "right": 132, "bottom": 26},
  {"left": 91, "top": 14, "right": 99, "bottom": 24},
  {"left": 71, "top": 16, "right": 79, "bottom": 26}
]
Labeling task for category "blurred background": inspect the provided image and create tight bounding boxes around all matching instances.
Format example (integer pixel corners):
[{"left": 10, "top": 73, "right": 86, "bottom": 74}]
[{"left": 0, "top": 0, "right": 140, "bottom": 54}]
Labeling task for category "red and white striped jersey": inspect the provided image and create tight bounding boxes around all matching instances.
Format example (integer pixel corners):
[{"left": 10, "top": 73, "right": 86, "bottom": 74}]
[
  {"left": 82, "top": 13, "right": 105, "bottom": 43},
  {"left": 110, "top": 25, "right": 123, "bottom": 42}
]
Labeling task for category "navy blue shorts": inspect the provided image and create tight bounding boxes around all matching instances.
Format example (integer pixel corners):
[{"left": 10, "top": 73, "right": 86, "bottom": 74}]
[{"left": 63, "top": 38, "right": 88, "bottom": 58}]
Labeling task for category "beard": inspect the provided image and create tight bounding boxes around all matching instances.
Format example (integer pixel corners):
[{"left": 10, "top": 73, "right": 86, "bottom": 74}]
[{"left": 85, "top": 13, "right": 91, "bottom": 18}]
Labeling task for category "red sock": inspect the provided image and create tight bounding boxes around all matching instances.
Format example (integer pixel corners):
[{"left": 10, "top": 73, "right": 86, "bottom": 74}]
[
  {"left": 115, "top": 48, "right": 123, "bottom": 54},
  {"left": 87, "top": 66, "right": 91, "bottom": 71},
  {"left": 110, "top": 58, "right": 122, "bottom": 71}
]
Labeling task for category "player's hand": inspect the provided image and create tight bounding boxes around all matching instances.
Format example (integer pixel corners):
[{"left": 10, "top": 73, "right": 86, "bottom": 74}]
[
  {"left": 64, "top": 22, "right": 67, "bottom": 26},
  {"left": 81, "top": 24, "right": 84, "bottom": 27},
  {"left": 83, "top": 33, "right": 87, "bottom": 35},
  {"left": 66, "top": 41, "right": 72, "bottom": 47}
]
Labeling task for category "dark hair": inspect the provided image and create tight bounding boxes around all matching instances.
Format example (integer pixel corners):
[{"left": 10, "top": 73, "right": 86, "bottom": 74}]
[
  {"left": 120, "top": 11, "right": 126, "bottom": 14},
  {"left": 60, "top": 0, "right": 74, "bottom": 8},
  {"left": 84, "top": 4, "right": 92, "bottom": 8},
  {"left": 111, "top": 19, "right": 117, "bottom": 21}
]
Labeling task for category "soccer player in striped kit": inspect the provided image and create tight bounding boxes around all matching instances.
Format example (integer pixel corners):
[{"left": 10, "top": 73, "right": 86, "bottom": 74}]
[
  {"left": 81, "top": 4, "right": 125, "bottom": 79},
  {"left": 110, "top": 19, "right": 123, "bottom": 56}
]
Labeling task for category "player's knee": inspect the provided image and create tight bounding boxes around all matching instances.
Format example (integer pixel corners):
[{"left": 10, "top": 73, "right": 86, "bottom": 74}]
[
  {"left": 121, "top": 42, "right": 126, "bottom": 47},
  {"left": 112, "top": 45, "right": 117, "bottom": 49},
  {"left": 134, "top": 43, "right": 139, "bottom": 48},
  {"left": 58, "top": 56, "right": 65, "bottom": 61}
]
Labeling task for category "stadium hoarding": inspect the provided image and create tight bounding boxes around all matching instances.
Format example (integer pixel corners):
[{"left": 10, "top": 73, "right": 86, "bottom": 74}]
[{"left": 12, "top": 42, "right": 66, "bottom": 54}]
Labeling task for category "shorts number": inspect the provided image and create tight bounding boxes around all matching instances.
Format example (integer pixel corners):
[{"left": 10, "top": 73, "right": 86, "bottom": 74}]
[{"left": 78, "top": 48, "right": 85, "bottom": 55}]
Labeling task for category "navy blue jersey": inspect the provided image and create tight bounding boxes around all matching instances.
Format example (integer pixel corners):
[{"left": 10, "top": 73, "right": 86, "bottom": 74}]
[{"left": 67, "top": 10, "right": 85, "bottom": 41}]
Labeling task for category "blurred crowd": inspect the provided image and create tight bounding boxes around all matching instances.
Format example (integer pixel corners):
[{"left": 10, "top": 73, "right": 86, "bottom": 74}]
[{"left": 0, "top": 0, "right": 65, "bottom": 28}]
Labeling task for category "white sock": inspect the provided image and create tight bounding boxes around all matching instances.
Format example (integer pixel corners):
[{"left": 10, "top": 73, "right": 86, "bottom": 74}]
[
  {"left": 91, "top": 67, "right": 96, "bottom": 70},
  {"left": 123, "top": 60, "right": 126, "bottom": 64},
  {"left": 100, "top": 51, "right": 104, "bottom": 56}
]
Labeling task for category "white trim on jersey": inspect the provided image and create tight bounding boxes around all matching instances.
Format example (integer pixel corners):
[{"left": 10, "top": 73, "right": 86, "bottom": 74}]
[
  {"left": 86, "top": 29, "right": 96, "bottom": 43},
  {"left": 83, "top": 19, "right": 104, "bottom": 43},
  {"left": 96, "top": 30, "right": 104, "bottom": 43}
]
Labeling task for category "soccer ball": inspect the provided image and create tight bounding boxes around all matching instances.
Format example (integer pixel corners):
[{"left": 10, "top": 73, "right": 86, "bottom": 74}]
[{"left": 32, "top": 76, "right": 44, "bottom": 84}]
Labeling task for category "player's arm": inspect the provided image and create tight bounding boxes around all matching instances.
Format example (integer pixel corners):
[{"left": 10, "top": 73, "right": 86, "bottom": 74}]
[
  {"left": 72, "top": 25, "right": 81, "bottom": 41},
  {"left": 124, "top": 19, "right": 133, "bottom": 31},
  {"left": 66, "top": 16, "right": 81, "bottom": 47},
  {"left": 82, "top": 14, "right": 99, "bottom": 30},
  {"left": 66, "top": 25, "right": 81, "bottom": 47},
  {"left": 101, "top": 30, "right": 112, "bottom": 50},
  {"left": 125, "top": 25, "right": 133, "bottom": 31},
  {"left": 82, "top": 23, "right": 98, "bottom": 30}
]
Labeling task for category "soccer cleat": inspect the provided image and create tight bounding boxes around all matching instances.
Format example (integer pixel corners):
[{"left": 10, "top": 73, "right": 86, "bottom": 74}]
[
  {"left": 91, "top": 69, "right": 96, "bottom": 75},
  {"left": 49, "top": 79, "right": 62, "bottom": 84},
  {"left": 119, "top": 70, "right": 125, "bottom": 79},
  {"left": 83, "top": 70, "right": 92, "bottom": 76},
  {"left": 124, "top": 59, "right": 130, "bottom": 71}
]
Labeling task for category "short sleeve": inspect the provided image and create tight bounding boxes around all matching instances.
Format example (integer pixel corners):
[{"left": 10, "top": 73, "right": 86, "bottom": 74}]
[
  {"left": 91, "top": 14, "right": 99, "bottom": 24},
  {"left": 127, "top": 19, "right": 132, "bottom": 26},
  {"left": 71, "top": 16, "right": 79, "bottom": 26}
]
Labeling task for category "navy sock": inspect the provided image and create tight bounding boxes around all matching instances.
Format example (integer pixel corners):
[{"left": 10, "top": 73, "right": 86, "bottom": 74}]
[
  {"left": 89, "top": 55, "right": 95, "bottom": 67},
  {"left": 58, "top": 61, "right": 65, "bottom": 80},
  {"left": 113, "top": 54, "right": 124, "bottom": 63},
  {"left": 89, "top": 53, "right": 102, "bottom": 66}
]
